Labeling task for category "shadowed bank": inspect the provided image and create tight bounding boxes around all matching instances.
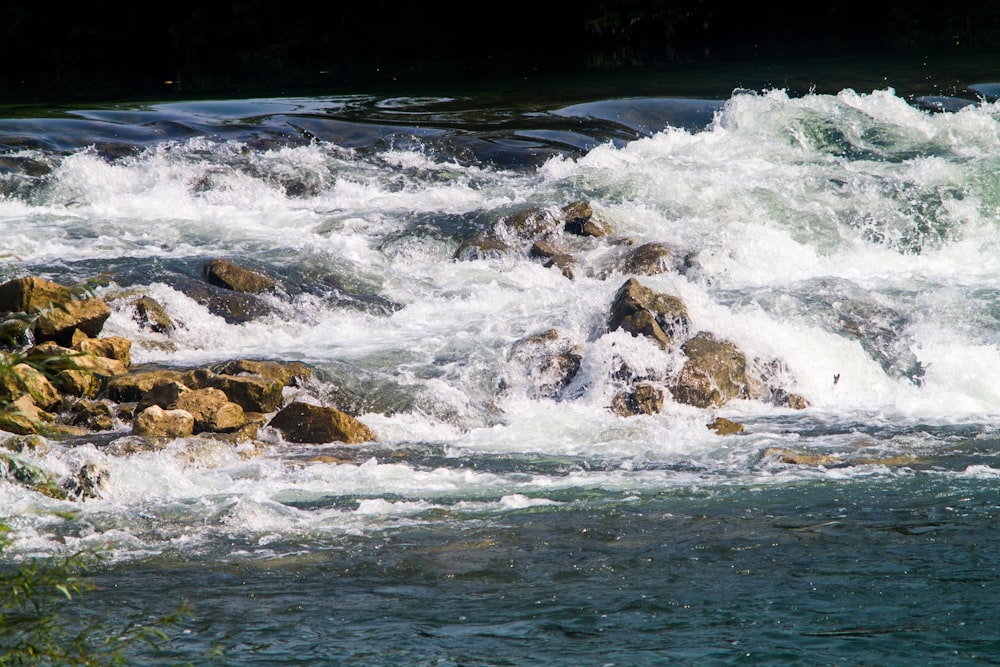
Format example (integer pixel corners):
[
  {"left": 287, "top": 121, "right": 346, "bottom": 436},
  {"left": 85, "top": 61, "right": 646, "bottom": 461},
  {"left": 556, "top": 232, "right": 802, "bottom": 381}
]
[{"left": 3, "top": 0, "right": 1000, "bottom": 102}]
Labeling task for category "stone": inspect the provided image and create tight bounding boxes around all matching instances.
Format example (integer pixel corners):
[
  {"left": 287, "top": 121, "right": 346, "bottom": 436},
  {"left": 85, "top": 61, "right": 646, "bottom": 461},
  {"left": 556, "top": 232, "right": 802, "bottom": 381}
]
[
  {"left": 0, "top": 276, "right": 72, "bottom": 314},
  {"left": 9, "top": 363, "right": 61, "bottom": 410},
  {"left": 174, "top": 387, "right": 245, "bottom": 433},
  {"left": 105, "top": 367, "right": 188, "bottom": 402},
  {"left": 0, "top": 318, "right": 33, "bottom": 348},
  {"left": 210, "top": 359, "right": 312, "bottom": 387},
  {"left": 0, "top": 394, "right": 54, "bottom": 435},
  {"left": 669, "top": 332, "right": 750, "bottom": 408},
  {"left": 204, "top": 258, "right": 276, "bottom": 294},
  {"left": 610, "top": 383, "right": 664, "bottom": 417},
  {"left": 199, "top": 371, "right": 284, "bottom": 413},
  {"left": 497, "top": 206, "right": 562, "bottom": 242},
  {"left": 707, "top": 417, "right": 744, "bottom": 435},
  {"left": 132, "top": 405, "right": 195, "bottom": 438},
  {"left": 608, "top": 278, "right": 689, "bottom": 349},
  {"left": 135, "top": 380, "right": 191, "bottom": 413},
  {"left": 268, "top": 401, "right": 373, "bottom": 444},
  {"left": 622, "top": 241, "right": 684, "bottom": 276},
  {"left": 133, "top": 295, "right": 175, "bottom": 334},
  {"left": 506, "top": 329, "right": 582, "bottom": 399},
  {"left": 69, "top": 399, "right": 115, "bottom": 431},
  {"left": 33, "top": 297, "right": 111, "bottom": 345},
  {"left": 453, "top": 235, "right": 511, "bottom": 261},
  {"left": 563, "top": 200, "right": 608, "bottom": 237},
  {"left": 74, "top": 335, "right": 132, "bottom": 367}
]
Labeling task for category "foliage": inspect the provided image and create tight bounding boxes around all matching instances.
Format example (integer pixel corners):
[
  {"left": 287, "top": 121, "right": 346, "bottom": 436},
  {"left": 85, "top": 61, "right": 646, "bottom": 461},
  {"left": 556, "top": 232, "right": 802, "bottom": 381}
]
[{"left": 0, "top": 522, "right": 190, "bottom": 666}]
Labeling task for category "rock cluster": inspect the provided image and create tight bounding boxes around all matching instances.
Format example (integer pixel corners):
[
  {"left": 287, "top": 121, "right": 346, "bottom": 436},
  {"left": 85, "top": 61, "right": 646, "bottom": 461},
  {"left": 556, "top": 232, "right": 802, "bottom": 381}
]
[
  {"left": 460, "top": 201, "right": 810, "bottom": 424},
  {"left": 0, "top": 265, "right": 375, "bottom": 499}
]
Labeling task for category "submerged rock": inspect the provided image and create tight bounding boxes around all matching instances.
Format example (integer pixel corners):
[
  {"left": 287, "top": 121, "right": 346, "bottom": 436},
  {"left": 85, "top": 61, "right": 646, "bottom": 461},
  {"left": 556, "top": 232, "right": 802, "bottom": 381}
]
[
  {"left": 132, "top": 295, "right": 176, "bottom": 334},
  {"left": 505, "top": 329, "right": 583, "bottom": 400}
]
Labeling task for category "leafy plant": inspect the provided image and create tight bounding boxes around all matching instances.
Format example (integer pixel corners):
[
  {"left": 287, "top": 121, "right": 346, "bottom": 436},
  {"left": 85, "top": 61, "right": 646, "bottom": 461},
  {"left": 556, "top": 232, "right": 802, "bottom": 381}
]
[{"left": 0, "top": 522, "right": 191, "bottom": 666}]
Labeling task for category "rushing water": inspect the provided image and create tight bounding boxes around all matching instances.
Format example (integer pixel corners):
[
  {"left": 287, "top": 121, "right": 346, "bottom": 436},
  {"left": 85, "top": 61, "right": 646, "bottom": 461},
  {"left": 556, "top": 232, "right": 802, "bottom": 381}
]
[{"left": 4, "top": 60, "right": 1000, "bottom": 664}]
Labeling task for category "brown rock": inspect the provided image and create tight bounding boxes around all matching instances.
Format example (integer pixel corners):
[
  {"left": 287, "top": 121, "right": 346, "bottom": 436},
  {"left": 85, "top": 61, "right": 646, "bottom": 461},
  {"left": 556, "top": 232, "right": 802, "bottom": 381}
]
[
  {"left": 0, "top": 394, "right": 55, "bottom": 435},
  {"left": 454, "top": 236, "right": 511, "bottom": 261},
  {"left": 133, "top": 405, "right": 195, "bottom": 438},
  {"left": 75, "top": 336, "right": 132, "bottom": 367},
  {"left": 133, "top": 295, "right": 175, "bottom": 334},
  {"left": 563, "top": 200, "right": 608, "bottom": 237},
  {"left": 9, "top": 363, "right": 61, "bottom": 410},
  {"left": 623, "top": 242, "right": 683, "bottom": 276},
  {"left": 670, "top": 332, "right": 750, "bottom": 408},
  {"left": 506, "top": 329, "right": 582, "bottom": 399},
  {"left": 135, "top": 380, "right": 191, "bottom": 413},
  {"left": 610, "top": 383, "right": 664, "bottom": 417},
  {"left": 200, "top": 371, "right": 284, "bottom": 413},
  {"left": 268, "top": 401, "right": 373, "bottom": 444},
  {"left": 210, "top": 359, "right": 312, "bottom": 387},
  {"left": 608, "top": 278, "right": 689, "bottom": 349},
  {"left": 0, "top": 276, "right": 72, "bottom": 314},
  {"left": 204, "top": 258, "right": 276, "bottom": 294},
  {"left": 174, "top": 387, "right": 245, "bottom": 433},
  {"left": 69, "top": 399, "right": 116, "bottom": 431},
  {"left": 33, "top": 297, "right": 111, "bottom": 345},
  {"left": 707, "top": 417, "right": 745, "bottom": 435},
  {"left": 498, "top": 206, "right": 562, "bottom": 241},
  {"left": 105, "top": 367, "right": 187, "bottom": 402}
]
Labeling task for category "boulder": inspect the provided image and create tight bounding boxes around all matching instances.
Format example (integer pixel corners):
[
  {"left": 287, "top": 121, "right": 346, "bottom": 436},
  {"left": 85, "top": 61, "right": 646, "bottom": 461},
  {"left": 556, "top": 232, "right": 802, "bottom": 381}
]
[
  {"left": 268, "top": 401, "right": 373, "bottom": 444},
  {"left": 669, "top": 332, "right": 750, "bottom": 408},
  {"left": 622, "top": 241, "right": 685, "bottom": 276},
  {"left": 204, "top": 258, "right": 276, "bottom": 294},
  {"left": 174, "top": 387, "right": 245, "bottom": 433},
  {"left": 0, "top": 276, "right": 72, "bottom": 314},
  {"left": 33, "top": 297, "right": 111, "bottom": 345},
  {"left": 135, "top": 380, "right": 191, "bottom": 413},
  {"left": 105, "top": 367, "right": 188, "bottom": 402},
  {"left": 563, "top": 200, "right": 609, "bottom": 237},
  {"left": 0, "top": 394, "right": 55, "bottom": 435},
  {"left": 707, "top": 417, "right": 744, "bottom": 435},
  {"left": 210, "top": 358, "right": 312, "bottom": 387},
  {"left": 69, "top": 399, "right": 115, "bottom": 431},
  {"left": 610, "top": 382, "right": 664, "bottom": 417},
  {"left": 133, "top": 295, "right": 175, "bottom": 334},
  {"left": 8, "top": 363, "right": 61, "bottom": 411},
  {"left": 74, "top": 335, "right": 132, "bottom": 367},
  {"left": 505, "top": 329, "right": 582, "bottom": 399},
  {"left": 608, "top": 278, "right": 689, "bottom": 349},
  {"left": 132, "top": 405, "right": 195, "bottom": 438},
  {"left": 497, "top": 206, "right": 563, "bottom": 242},
  {"left": 453, "top": 235, "right": 511, "bottom": 261},
  {"left": 194, "top": 370, "right": 284, "bottom": 413}
]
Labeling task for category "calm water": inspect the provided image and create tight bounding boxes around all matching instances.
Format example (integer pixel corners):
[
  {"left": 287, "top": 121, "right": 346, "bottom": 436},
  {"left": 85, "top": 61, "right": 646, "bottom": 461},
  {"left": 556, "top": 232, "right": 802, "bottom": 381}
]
[{"left": 4, "top": 56, "right": 1000, "bottom": 664}]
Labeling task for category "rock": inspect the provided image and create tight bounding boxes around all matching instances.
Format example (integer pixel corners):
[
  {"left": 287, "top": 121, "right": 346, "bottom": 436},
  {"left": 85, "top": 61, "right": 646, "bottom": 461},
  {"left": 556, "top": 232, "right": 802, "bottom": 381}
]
[
  {"left": 105, "top": 367, "right": 188, "bottom": 402},
  {"left": 204, "top": 258, "right": 276, "bottom": 294},
  {"left": 268, "top": 401, "right": 373, "bottom": 444},
  {"left": 10, "top": 363, "right": 61, "bottom": 410},
  {"left": 608, "top": 278, "right": 689, "bottom": 349},
  {"left": 33, "top": 297, "right": 111, "bottom": 345},
  {"left": 133, "top": 295, "right": 176, "bottom": 334},
  {"left": 610, "top": 382, "right": 664, "bottom": 417},
  {"left": 0, "top": 276, "right": 72, "bottom": 314},
  {"left": 669, "top": 332, "right": 750, "bottom": 408},
  {"left": 0, "top": 394, "right": 55, "bottom": 435},
  {"left": 497, "top": 206, "right": 563, "bottom": 242},
  {"left": 135, "top": 379, "right": 191, "bottom": 413},
  {"left": 210, "top": 358, "right": 312, "bottom": 387},
  {"left": 783, "top": 393, "right": 810, "bottom": 410},
  {"left": 63, "top": 462, "right": 108, "bottom": 500},
  {"left": 563, "top": 200, "right": 609, "bottom": 237},
  {"left": 622, "top": 241, "right": 684, "bottom": 276},
  {"left": 174, "top": 387, "right": 245, "bottom": 433},
  {"left": 69, "top": 399, "right": 115, "bottom": 431},
  {"left": 505, "top": 329, "right": 582, "bottom": 399},
  {"left": 453, "top": 235, "right": 511, "bottom": 261},
  {"left": 707, "top": 417, "right": 744, "bottom": 434},
  {"left": 132, "top": 405, "right": 195, "bottom": 438},
  {"left": 74, "top": 335, "right": 132, "bottom": 367},
  {"left": 194, "top": 370, "right": 285, "bottom": 413},
  {"left": 0, "top": 317, "right": 34, "bottom": 348},
  {"left": 0, "top": 449, "right": 67, "bottom": 499}
]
